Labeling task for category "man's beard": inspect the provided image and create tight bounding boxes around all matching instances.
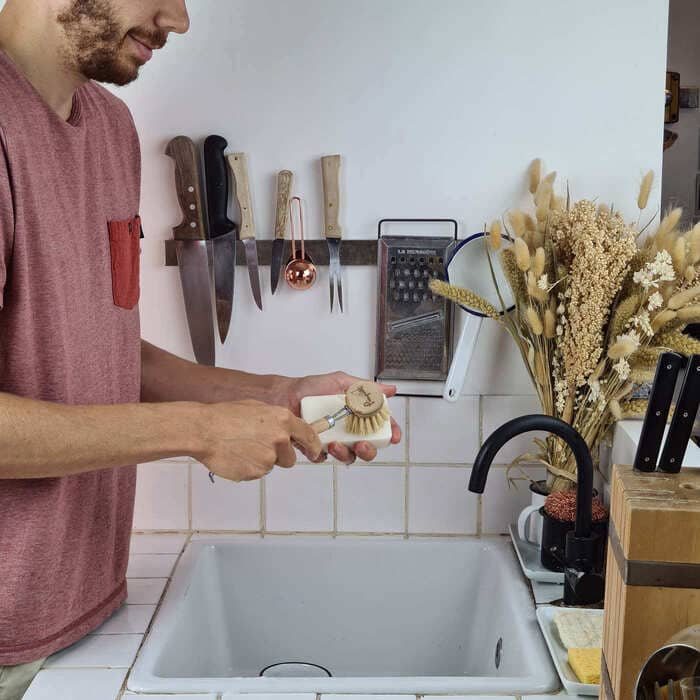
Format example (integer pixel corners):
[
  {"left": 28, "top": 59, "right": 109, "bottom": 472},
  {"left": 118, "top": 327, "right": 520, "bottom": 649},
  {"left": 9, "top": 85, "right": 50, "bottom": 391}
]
[{"left": 56, "top": 0, "right": 167, "bottom": 86}]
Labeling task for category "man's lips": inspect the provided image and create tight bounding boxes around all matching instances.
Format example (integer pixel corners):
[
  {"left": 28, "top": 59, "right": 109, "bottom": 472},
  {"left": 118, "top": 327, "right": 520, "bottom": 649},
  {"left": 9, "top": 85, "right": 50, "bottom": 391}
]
[{"left": 128, "top": 33, "right": 155, "bottom": 62}]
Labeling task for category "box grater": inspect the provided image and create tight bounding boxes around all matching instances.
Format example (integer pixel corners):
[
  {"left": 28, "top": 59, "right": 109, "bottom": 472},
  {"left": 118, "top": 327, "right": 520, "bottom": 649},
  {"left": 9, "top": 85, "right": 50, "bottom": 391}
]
[{"left": 375, "top": 220, "right": 456, "bottom": 385}]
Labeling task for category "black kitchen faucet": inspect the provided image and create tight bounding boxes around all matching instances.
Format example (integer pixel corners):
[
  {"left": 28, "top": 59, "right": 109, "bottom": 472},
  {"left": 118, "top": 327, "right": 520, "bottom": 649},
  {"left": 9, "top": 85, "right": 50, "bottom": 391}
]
[{"left": 469, "top": 415, "right": 605, "bottom": 607}]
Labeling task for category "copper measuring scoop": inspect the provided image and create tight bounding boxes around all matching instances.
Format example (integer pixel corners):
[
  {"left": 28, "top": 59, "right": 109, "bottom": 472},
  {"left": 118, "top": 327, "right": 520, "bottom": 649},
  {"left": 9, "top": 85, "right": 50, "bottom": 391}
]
[{"left": 285, "top": 196, "right": 316, "bottom": 290}]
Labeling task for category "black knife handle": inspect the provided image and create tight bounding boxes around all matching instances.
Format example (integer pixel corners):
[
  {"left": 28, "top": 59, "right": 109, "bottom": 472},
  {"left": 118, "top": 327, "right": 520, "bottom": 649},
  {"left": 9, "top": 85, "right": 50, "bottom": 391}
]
[
  {"left": 658, "top": 354, "right": 700, "bottom": 473},
  {"left": 633, "top": 351, "right": 684, "bottom": 472},
  {"left": 203, "top": 135, "right": 236, "bottom": 238}
]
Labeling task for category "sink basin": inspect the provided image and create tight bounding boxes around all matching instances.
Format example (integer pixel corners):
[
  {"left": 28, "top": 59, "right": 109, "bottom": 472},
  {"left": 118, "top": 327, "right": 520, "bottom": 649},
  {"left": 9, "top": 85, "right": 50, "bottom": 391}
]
[{"left": 128, "top": 535, "right": 558, "bottom": 695}]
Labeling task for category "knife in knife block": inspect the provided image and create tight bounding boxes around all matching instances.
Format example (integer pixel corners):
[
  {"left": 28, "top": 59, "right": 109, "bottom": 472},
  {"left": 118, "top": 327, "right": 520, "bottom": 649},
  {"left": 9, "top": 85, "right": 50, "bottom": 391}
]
[
  {"left": 658, "top": 354, "right": 700, "bottom": 473},
  {"left": 633, "top": 352, "right": 684, "bottom": 472}
]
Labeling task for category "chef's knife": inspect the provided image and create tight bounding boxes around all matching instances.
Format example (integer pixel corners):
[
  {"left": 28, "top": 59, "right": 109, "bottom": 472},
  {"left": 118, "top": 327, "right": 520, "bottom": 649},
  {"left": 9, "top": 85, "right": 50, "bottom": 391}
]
[
  {"left": 270, "top": 170, "right": 293, "bottom": 295},
  {"left": 227, "top": 153, "right": 263, "bottom": 310},
  {"left": 203, "top": 135, "right": 237, "bottom": 343},
  {"left": 658, "top": 354, "right": 700, "bottom": 473},
  {"left": 633, "top": 351, "right": 684, "bottom": 472},
  {"left": 165, "top": 136, "right": 216, "bottom": 366}
]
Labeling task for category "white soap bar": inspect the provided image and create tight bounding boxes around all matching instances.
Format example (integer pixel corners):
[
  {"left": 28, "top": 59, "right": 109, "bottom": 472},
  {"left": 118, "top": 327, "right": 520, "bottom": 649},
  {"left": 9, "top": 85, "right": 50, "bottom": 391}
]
[{"left": 300, "top": 394, "right": 392, "bottom": 450}]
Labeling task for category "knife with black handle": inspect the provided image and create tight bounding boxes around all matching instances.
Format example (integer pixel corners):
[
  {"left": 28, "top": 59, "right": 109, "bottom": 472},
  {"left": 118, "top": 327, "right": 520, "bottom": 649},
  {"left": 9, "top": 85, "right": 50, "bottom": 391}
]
[
  {"left": 633, "top": 351, "right": 684, "bottom": 472},
  {"left": 204, "top": 135, "right": 237, "bottom": 343},
  {"left": 658, "top": 354, "right": 700, "bottom": 473}
]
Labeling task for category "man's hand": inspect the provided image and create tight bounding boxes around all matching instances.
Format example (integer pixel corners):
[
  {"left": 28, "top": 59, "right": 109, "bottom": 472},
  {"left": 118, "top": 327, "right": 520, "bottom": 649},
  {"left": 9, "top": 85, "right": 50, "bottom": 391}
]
[
  {"left": 286, "top": 371, "right": 402, "bottom": 464},
  {"left": 194, "top": 400, "right": 322, "bottom": 481}
]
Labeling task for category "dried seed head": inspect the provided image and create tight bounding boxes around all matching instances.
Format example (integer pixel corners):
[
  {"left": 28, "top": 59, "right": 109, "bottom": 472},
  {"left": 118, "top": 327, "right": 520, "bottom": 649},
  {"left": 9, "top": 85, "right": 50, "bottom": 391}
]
[
  {"left": 637, "top": 170, "right": 654, "bottom": 211},
  {"left": 677, "top": 304, "right": 700, "bottom": 321},
  {"left": 526, "top": 306, "right": 544, "bottom": 335},
  {"left": 514, "top": 237, "right": 531, "bottom": 271},
  {"left": 690, "top": 223, "right": 700, "bottom": 264},
  {"left": 531, "top": 229, "right": 545, "bottom": 248},
  {"left": 685, "top": 265, "right": 697, "bottom": 283},
  {"left": 489, "top": 220, "right": 502, "bottom": 251},
  {"left": 543, "top": 171, "right": 557, "bottom": 187},
  {"left": 672, "top": 236, "right": 687, "bottom": 274},
  {"left": 597, "top": 203, "right": 610, "bottom": 217},
  {"left": 544, "top": 309, "right": 556, "bottom": 338},
  {"left": 608, "top": 334, "right": 640, "bottom": 360},
  {"left": 656, "top": 207, "right": 683, "bottom": 242},
  {"left": 524, "top": 213, "right": 536, "bottom": 232},
  {"left": 609, "top": 399, "right": 622, "bottom": 421},
  {"left": 508, "top": 210, "right": 526, "bottom": 237},
  {"left": 651, "top": 309, "right": 677, "bottom": 333},
  {"left": 534, "top": 182, "right": 552, "bottom": 208},
  {"left": 551, "top": 195, "right": 565, "bottom": 212},
  {"left": 528, "top": 158, "right": 542, "bottom": 195},
  {"left": 668, "top": 284, "right": 700, "bottom": 310},
  {"left": 429, "top": 279, "right": 500, "bottom": 319},
  {"left": 536, "top": 192, "right": 551, "bottom": 223},
  {"left": 533, "top": 247, "right": 546, "bottom": 277}
]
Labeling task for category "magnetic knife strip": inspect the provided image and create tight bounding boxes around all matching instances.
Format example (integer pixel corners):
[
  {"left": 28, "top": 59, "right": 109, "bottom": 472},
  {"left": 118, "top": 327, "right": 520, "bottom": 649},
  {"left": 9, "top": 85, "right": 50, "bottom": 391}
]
[{"left": 165, "top": 239, "right": 385, "bottom": 266}]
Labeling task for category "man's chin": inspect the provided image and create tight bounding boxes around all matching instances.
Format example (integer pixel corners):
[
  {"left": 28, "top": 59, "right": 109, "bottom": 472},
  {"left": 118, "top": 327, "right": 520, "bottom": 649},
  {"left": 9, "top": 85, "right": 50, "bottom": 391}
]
[{"left": 82, "top": 59, "right": 140, "bottom": 86}]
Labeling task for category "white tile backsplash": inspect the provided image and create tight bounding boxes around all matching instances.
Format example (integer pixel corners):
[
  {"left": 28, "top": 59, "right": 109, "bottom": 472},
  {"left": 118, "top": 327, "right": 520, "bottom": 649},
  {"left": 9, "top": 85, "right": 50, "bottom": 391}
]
[
  {"left": 482, "top": 396, "right": 544, "bottom": 463},
  {"left": 129, "top": 534, "right": 187, "bottom": 554},
  {"left": 481, "top": 466, "right": 547, "bottom": 535},
  {"left": 409, "top": 396, "right": 480, "bottom": 464},
  {"left": 126, "top": 553, "right": 179, "bottom": 578},
  {"left": 24, "top": 668, "right": 127, "bottom": 700},
  {"left": 337, "top": 465, "right": 405, "bottom": 532},
  {"left": 377, "top": 396, "right": 408, "bottom": 463},
  {"left": 91, "top": 604, "right": 156, "bottom": 635},
  {"left": 132, "top": 461, "right": 189, "bottom": 530},
  {"left": 264, "top": 464, "right": 333, "bottom": 532},
  {"left": 43, "top": 633, "right": 142, "bottom": 668},
  {"left": 408, "top": 467, "right": 477, "bottom": 534},
  {"left": 191, "top": 463, "right": 261, "bottom": 530}
]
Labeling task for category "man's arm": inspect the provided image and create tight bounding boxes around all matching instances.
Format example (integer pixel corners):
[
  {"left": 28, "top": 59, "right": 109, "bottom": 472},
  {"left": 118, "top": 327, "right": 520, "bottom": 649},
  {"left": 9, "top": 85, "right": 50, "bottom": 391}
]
[{"left": 140, "top": 340, "right": 293, "bottom": 406}]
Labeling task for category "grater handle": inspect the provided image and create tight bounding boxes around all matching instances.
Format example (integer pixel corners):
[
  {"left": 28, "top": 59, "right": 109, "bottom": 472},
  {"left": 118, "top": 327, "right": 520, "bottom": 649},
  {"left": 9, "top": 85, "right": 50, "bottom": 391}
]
[{"left": 443, "top": 313, "right": 483, "bottom": 401}]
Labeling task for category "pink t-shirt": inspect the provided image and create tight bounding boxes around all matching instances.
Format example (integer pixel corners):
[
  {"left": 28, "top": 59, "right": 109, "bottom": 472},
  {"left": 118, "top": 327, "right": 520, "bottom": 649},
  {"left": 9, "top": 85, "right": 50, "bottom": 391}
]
[{"left": 0, "top": 50, "right": 142, "bottom": 664}]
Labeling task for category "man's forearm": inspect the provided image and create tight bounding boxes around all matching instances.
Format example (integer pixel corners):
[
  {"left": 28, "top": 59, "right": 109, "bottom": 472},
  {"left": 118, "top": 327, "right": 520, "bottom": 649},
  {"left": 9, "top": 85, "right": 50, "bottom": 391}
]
[
  {"left": 0, "top": 391, "right": 201, "bottom": 478},
  {"left": 140, "top": 340, "right": 293, "bottom": 406}
]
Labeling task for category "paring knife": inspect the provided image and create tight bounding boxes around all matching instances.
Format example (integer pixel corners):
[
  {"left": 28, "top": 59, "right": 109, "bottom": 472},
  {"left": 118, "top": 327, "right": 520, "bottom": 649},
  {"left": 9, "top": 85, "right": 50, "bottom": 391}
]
[
  {"left": 270, "top": 170, "right": 293, "bottom": 295},
  {"left": 227, "top": 153, "right": 263, "bottom": 311},
  {"left": 165, "top": 136, "right": 216, "bottom": 366},
  {"left": 633, "top": 351, "right": 684, "bottom": 472},
  {"left": 321, "top": 154, "right": 343, "bottom": 312},
  {"left": 658, "top": 354, "right": 700, "bottom": 473},
  {"left": 203, "top": 135, "right": 237, "bottom": 343}
]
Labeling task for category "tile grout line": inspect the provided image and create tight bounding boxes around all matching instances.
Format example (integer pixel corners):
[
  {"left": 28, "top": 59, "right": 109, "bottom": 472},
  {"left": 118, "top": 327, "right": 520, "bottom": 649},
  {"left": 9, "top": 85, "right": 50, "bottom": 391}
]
[{"left": 260, "top": 478, "right": 267, "bottom": 538}]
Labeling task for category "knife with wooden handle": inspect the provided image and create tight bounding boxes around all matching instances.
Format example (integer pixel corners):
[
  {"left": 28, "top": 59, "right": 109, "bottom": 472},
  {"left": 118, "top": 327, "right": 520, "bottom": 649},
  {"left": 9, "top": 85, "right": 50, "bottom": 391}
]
[
  {"left": 633, "top": 351, "right": 684, "bottom": 472},
  {"left": 658, "top": 354, "right": 700, "bottom": 472},
  {"left": 165, "top": 135, "right": 215, "bottom": 366},
  {"left": 227, "top": 153, "right": 262, "bottom": 310},
  {"left": 270, "top": 170, "right": 293, "bottom": 295},
  {"left": 321, "top": 154, "right": 343, "bottom": 312}
]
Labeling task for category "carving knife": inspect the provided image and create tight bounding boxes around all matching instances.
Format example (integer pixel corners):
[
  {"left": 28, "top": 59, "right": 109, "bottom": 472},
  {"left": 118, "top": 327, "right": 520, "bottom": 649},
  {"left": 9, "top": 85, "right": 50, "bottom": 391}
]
[
  {"left": 270, "top": 170, "right": 293, "bottom": 295},
  {"left": 227, "top": 153, "right": 263, "bottom": 310},
  {"left": 203, "top": 135, "right": 237, "bottom": 343},
  {"left": 633, "top": 351, "right": 683, "bottom": 472},
  {"left": 165, "top": 136, "right": 215, "bottom": 366},
  {"left": 321, "top": 154, "right": 343, "bottom": 312},
  {"left": 658, "top": 354, "right": 700, "bottom": 472}
]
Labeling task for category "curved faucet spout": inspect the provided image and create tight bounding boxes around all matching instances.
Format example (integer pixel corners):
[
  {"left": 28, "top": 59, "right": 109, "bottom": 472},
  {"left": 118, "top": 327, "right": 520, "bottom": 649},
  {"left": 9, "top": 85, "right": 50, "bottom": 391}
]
[{"left": 469, "top": 414, "right": 593, "bottom": 539}]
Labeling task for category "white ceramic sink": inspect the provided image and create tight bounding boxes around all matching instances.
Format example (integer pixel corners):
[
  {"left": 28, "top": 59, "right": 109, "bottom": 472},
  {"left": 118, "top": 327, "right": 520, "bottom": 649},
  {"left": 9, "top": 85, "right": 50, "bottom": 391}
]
[{"left": 128, "top": 535, "right": 558, "bottom": 695}]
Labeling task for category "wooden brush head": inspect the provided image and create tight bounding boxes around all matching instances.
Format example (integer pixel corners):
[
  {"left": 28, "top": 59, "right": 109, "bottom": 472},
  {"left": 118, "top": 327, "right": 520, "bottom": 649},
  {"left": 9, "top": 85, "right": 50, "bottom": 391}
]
[{"left": 345, "top": 381, "right": 390, "bottom": 435}]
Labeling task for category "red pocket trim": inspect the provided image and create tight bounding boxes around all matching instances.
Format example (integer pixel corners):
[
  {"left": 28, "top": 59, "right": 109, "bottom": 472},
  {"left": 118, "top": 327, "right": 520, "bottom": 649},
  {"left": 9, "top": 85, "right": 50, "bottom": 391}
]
[{"left": 107, "top": 215, "right": 141, "bottom": 310}]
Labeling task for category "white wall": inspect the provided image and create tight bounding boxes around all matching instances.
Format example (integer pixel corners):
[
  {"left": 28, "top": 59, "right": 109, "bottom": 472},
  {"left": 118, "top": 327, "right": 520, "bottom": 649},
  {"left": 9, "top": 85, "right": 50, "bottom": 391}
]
[
  {"left": 662, "top": 0, "right": 700, "bottom": 224},
  {"left": 1, "top": 0, "right": 670, "bottom": 535}
]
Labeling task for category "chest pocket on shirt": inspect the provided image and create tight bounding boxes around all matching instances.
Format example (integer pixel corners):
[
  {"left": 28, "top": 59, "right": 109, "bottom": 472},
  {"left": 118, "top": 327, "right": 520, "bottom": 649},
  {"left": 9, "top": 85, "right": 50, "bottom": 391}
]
[{"left": 107, "top": 215, "right": 142, "bottom": 310}]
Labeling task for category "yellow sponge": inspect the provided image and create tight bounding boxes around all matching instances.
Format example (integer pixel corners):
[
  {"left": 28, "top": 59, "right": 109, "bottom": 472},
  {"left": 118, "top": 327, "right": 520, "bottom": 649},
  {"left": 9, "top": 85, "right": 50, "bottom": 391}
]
[{"left": 568, "top": 647, "right": 601, "bottom": 685}]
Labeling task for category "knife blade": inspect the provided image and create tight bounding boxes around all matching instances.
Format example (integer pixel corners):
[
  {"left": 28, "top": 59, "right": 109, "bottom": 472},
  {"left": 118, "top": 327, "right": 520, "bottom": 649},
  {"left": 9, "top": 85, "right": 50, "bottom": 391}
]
[
  {"left": 658, "top": 354, "right": 700, "bottom": 472},
  {"left": 271, "top": 170, "right": 293, "bottom": 295},
  {"left": 226, "top": 152, "right": 263, "bottom": 310},
  {"left": 633, "top": 351, "right": 684, "bottom": 472},
  {"left": 165, "top": 135, "right": 216, "bottom": 366},
  {"left": 203, "top": 135, "right": 237, "bottom": 343},
  {"left": 321, "top": 154, "right": 343, "bottom": 312}
]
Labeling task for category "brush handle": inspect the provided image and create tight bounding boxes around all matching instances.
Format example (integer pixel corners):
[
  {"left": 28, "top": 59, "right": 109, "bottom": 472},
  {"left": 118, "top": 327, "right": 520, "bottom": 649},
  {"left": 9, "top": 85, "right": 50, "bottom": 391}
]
[{"left": 311, "top": 406, "right": 351, "bottom": 434}]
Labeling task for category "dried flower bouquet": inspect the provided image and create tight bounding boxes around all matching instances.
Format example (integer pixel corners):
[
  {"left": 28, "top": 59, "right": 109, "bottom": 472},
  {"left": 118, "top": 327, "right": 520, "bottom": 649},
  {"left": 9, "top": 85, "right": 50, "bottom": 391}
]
[{"left": 431, "top": 162, "right": 700, "bottom": 492}]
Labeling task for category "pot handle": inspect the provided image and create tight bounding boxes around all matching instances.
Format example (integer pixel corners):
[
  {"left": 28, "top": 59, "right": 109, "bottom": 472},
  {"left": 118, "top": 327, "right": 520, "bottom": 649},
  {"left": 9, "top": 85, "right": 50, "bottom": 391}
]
[{"left": 517, "top": 504, "right": 542, "bottom": 544}]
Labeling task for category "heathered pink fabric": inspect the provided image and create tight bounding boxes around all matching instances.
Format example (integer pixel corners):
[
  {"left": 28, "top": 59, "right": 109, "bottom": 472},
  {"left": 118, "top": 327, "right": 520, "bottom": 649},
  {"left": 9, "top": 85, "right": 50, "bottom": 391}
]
[{"left": 0, "top": 50, "right": 142, "bottom": 664}]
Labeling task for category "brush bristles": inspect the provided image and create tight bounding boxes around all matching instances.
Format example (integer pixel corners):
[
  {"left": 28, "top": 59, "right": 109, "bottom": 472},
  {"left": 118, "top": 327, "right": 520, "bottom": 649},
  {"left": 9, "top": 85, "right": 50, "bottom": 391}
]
[{"left": 345, "top": 400, "right": 391, "bottom": 435}]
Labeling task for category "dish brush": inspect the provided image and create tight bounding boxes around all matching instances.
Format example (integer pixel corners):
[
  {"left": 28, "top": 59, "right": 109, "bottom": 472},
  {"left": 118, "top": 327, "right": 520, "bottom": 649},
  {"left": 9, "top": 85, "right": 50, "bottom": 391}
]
[{"left": 309, "top": 381, "right": 390, "bottom": 435}]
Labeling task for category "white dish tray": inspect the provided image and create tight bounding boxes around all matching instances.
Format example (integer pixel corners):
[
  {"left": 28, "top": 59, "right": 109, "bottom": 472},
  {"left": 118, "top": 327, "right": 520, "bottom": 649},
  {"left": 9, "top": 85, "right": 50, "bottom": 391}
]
[
  {"left": 509, "top": 524, "right": 565, "bottom": 584},
  {"left": 536, "top": 605, "right": 602, "bottom": 697}
]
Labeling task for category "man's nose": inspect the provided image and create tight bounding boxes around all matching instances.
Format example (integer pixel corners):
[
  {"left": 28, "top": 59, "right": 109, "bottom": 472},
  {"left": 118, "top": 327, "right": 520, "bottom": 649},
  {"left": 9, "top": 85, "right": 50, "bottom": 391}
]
[{"left": 154, "top": 0, "right": 190, "bottom": 35}]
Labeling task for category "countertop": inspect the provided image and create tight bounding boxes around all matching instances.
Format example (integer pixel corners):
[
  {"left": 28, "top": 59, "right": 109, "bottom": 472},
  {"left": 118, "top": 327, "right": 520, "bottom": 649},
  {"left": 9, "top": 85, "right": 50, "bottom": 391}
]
[{"left": 22, "top": 533, "right": 585, "bottom": 700}]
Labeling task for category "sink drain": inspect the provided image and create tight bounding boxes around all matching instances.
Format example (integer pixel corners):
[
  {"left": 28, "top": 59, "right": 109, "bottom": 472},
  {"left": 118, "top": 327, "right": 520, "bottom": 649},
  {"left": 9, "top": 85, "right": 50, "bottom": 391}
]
[{"left": 259, "top": 662, "right": 332, "bottom": 678}]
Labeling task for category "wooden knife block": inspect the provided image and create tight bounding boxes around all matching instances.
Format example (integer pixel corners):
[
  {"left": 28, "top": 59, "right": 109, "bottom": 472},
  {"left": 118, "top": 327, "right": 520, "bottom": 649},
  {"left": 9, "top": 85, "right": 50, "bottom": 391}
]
[{"left": 601, "top": 464, "right": 700, "bottom": 699}]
